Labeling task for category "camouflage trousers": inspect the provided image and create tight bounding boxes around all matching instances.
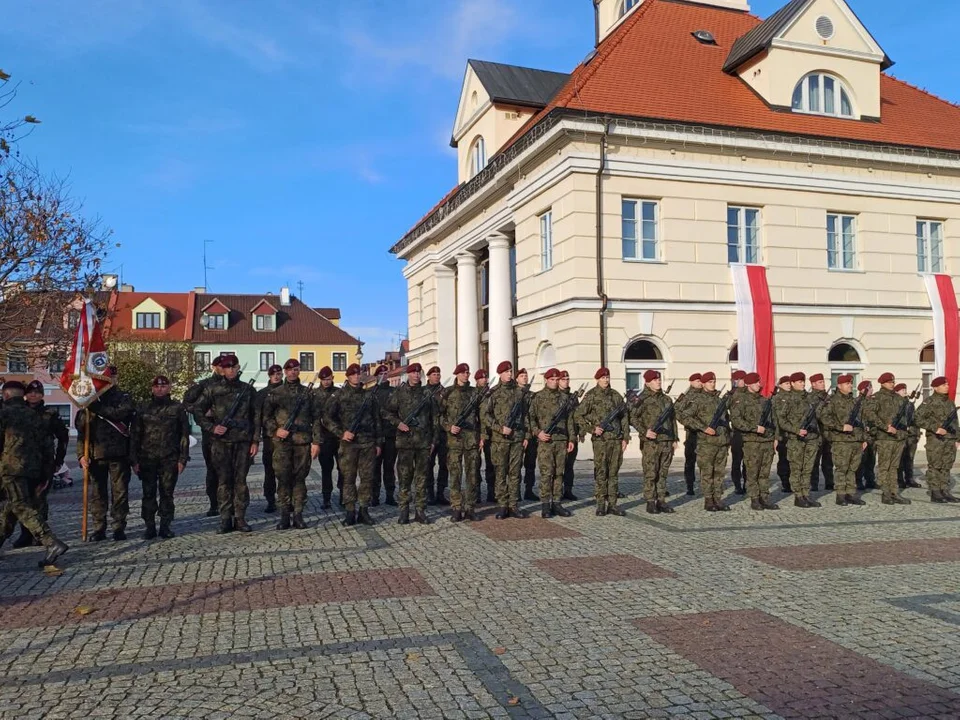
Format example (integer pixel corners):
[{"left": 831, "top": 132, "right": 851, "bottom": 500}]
[
  {"left": 373, "top": 436, "right": 397, "bottom": 501},
  {"left": 537, "top": 439, "right": 568, "bottom": 504},
  {"left": 318, "top": 438, "right": 340, "bottom": 500},
  {"left": 210, "top": 441, "right": 252, "bottom": 522},
  {"left": 696, "top": 442, "right": 728, "bottom": 502},
  {"left": 139, "top": 458, "right": 179, "bottom": 527},
  {"left": 396, "top": 446, "right": 431, "bottom": 511},
  {"left": 563, "top": 442, "right": 578, "bottom": 494},
  {"left": 0, "top": 475, "right": 54, "bottom": 546},
  {"left": 262, "top": 434, "right": 276, "bottom": 503},
  {"left": 338, "top": 441, "right": 376, "bottom": 511},
  {"left": 875, "top": 439, "right": 905, "bottom": 498},
  {"left": 523, "top": 438, "right": 538, "bottom": 491},
  {"left": 201, "top": 431, "right": 218, "bottom": 510},
  {"left": 447, "top": 445, "right": 480, "bottom": 511},
  {"left": 742, "top": 441, "right": 774, "bottom": 500},
  {"left": 490, "top": 440, "right": 523, "bottom": 509},
  {"left": 88, "top": 459, "right": 131, "bottom": 533},
  {"left": 787, "top": 436, "right": 819, "bottom": 496},
  {"left": 271, "top": 440, "right": 312, "bottom": 514},
  {"left": 899, "top": 436, "right": 919, "bottom": 487},
  {"left": 924, "top": 435, "right": 956, "bottom": 494},
  {"left": 641, "top": 440, "right": 673, "bottom": 501},
  {"left": 831, "top": 440, "right": 861, "bottom": 496},
  {"left": 591, "top": 437, "right": 623, "bottom": 506}
]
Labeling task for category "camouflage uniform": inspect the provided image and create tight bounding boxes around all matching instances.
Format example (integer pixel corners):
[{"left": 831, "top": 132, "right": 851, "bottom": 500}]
[
  {"left": 809, "top": 388, "right": 835, "bottom": 491},
  {"left": 323, "top": 382, "right": 382, "bottom": 513},
  {"left": 674, "top": 387, "right": 700, "bottom": 494},
  {"left": 22, "top": 400, "right": 68, "bottom": 533},
  {"left": 385, "top": 381, "right": 438, "bottom": 512},
  {"left": 256, "top": 380, "right": 283, "bottom": 508},
  {"left": 372, "top": 382, "right": 397, "bottom": 504},
  {"left": 562, "top": 386, "right": 580, "bottom": 499},
  {"left": 131, "top": 395, "right": 190, "bottom": 532},
  {"left": 730, "top": 390, "right": 777, "bottom": 503},
  {"left": 521, "top": 387, "right": 538, "bottom": 499},
  {"left": 75, "top": 387, "right": 136, "bottom": 535},
  {"left": 863, "top": 387, "right": 908, "bottom": 501},
  {"left": 439, "top": 383, "right": 482, "bottom": 513},
  {"left": 629, "top": 388, "right": 677, "bottom": 503},
  {"left": 192, "top": 377, "right": 260, "bottom": 527},
  {"left": 819, "top": 391, "right": 867, "bottom": 499},
  {"left": 528, "top": 387, "right": 575, "bottom": 505},
  {"left": 262, "top": 380, "right": 322, "bottom": 517},
  {"left": 184, "top": 374, "right": 221, "bottom": 512},
  {"left": 483, "top": 380, "right": 527, "bottom": 512},
  {"left": 779, "top": 391, "right": 822, "bottom": 499},
  {"left": 772, "top": 388, "right": 792, "bottom": 491},
  {"left": 315, "top": 383, "right": 341, "bottom": 504},
  {"left": 426, "top": 380, "right": 449, "bottom": 503},
  {"left": 914, "top": 393, "right": 957, "bottom": 498},
  {"left": 684, "top": 390, "right": 730, "bottom": 508},
  {"left": 576, "top": 385, "right": 629, "bottom": 509},
  {"left": 0, "top": 397, "right": 64, "bottom": 551},
  {"left": 898, "top": 400, "right": 920, "bottom": 488},
  {"left": 728, "top": 387, "right": 748, "bottom": 492}
]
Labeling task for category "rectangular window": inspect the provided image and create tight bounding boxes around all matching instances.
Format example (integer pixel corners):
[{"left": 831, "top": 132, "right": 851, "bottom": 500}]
[
  {"left": 6, "top": 352, "right": 27, "bottom": 373},
  {"left": 539, "top": 210, "right": 553, "bottom": 271},
  {"left": 207, "top": 314, "right": 226, "bottom": 330},
  {"left": 135, "top": 312, "right": 161, "bottom": 329},
  {"left": 917, "top": 220, "right": 944, "bottom": 274},
  {"left": 622, "top": 199, "right": 658, "bottom": 261},
  {"left": 299, "top": 352, "right": 315, "bottom": 372},
  {"left": 254, "top": 314, "right": 274, "bottom": 331},
  {"left": 259, "top": 351, "right": 275, "bottom": 371},
  {"left": 332, "top": 352, "right": 347, "bottom": 372},
  {"left": 195, "top": 351, "right": 211, "bottom": 371},
  {"left": 727, "top": 206, "right": 761, "bottom": 264},
  {"left": 830, "top": 371, "right": 860, "bottom": 389},
  {"left": 827, "top": 213, "right": 857, "bottom": 270},
  {"left": 47, "top": 352, "right": 66, "bottom": 374},
  {"left": 626, "top": 372, "right": 642, "bottom": 391}
]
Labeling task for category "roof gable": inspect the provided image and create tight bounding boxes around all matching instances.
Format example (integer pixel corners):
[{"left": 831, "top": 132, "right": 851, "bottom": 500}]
[
  {"left": 200, "top": 298, "right": 230, "bottom": 315},
  {"left": 250, "top": 298, "right": 278, "bottom": 314},
  {"left": 468, "top": 60, "right": 569, "bottom": 109}
]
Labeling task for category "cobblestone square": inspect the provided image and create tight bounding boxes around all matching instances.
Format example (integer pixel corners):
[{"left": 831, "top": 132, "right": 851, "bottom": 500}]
[{"left": 4, "top": 453, "right": 960, "bottom": 719}]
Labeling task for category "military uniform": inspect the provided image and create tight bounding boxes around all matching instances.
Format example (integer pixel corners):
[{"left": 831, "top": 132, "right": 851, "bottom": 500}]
[
  {"left": 914, "top": 388, "right": 958, "bottom": 502},
  {"left": 772, "top": 385, "right": 792, "bottom": 492},
  {"left": 426, "top": 377, "right": 449, "bottom": 505},
  {"left": 898, "top": 397, "right": 921, "bottom": 489},
  {"left": 856, "top": 389, "right": 878, "bottom": 490},
  {"left": 385, "top": 376, "right": 438, "bottom": 521},
  {"left": 192, "top": 375, "right": 260, "bottom": 531},
  {"left": 131, "top": 393, "right": 190, "bottom": 536},
  {"left": 520, "top": 383, "right": 538, "bottom": 501},
  {"left": 528, "top": 384, "right": 575, "bottom": 514},
  {"left": 684, "top": 387, "right": 730, "bottom": 510},
  {"left": 323, "top": 379, "right": 382, "bottom": 524},
  {"left": 315, "top": 380, "right": 341, "bottom": 507},
  {"left": 630, "top": 385, "right": 677, "bottom": 511},
  {"left": 674, "top": 385, "right": 700, "bottom": 495},
  {"left": 483, "top": 379, "right": 528, "bottom": 516},
  {"left": 730, "top": 388, "right": 778, "bottom": 508},
  {"left": 75, "top": 386, "right": 136, "bottom": 538},
  {"left": 863, "top": 384, "right": 909, "bottom": 503},
  {"left": 809, "top": 387, "right": 835, "bottom": 491},
  {"left": 184, "top": 373, "right": 221, "bottom": 514},
  {"left": 728, "top": 385, "right": 748, "bottom": 494},
  {"left": 819, "top": 389, "right": 867, "bottom": 504},
  {"left": 255, "top": 378, "right": 283, "bottom": 511},
  {"left": 561, "top": 383, "right": 580, "bottom": 500},
  {"left": 14, "top": 394, "right": 68, "bottom": 547},
  {"left": 576, "top": 382, "right": 629, "bottom": 513},
  {"left": 372, "top": 379, "right": 398, "bottom": 505},
  {"left": 262, "top": 379, "right": 322, "bottom": 526},
  {"left": 779, "top": 389, "right": 823, "bottom": 505},
  {"left": 439, "top": 382, "right": 482, "bottom": 518}
]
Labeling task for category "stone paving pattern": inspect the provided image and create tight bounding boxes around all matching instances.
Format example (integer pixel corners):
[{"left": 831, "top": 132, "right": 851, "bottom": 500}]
[{"left": 3, "top": 448, "right": 960, "bottom": 718}]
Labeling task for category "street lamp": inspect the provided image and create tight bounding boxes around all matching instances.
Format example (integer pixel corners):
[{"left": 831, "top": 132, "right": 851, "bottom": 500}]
[{"left": 355, "top": 338, "right": 363, "bottom": 364}]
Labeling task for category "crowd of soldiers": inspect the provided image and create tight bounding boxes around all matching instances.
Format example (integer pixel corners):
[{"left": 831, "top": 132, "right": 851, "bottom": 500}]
[{"left": 2, "top": 351, "right": 959, "bottom": 567}]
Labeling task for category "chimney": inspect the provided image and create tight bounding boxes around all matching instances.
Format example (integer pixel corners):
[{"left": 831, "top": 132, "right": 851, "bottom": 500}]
[
  {"left": 120, "top": 283, "right": 135, "bottom": 292},
  {"left": 194, "top": 286, "right": 206, "bottom": 293},
  {"left": 280, "top": 286, "right": 291, "bottom": 306}
]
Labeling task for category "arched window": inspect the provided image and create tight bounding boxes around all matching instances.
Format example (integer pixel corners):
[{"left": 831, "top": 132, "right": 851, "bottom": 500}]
[
  {"left": 827, "top": 341, "right": 864, "bottom": 387},
  {"left": 828, "top": 343, "right": 860, "bottom": 362},
  {"left": 920, "top": 342, "right": 935, "bottom": 398},
  {"left": 535, "top": 341, "right": 556, "bottom": 377},
  {"left": 791, "top": 73, "right": 854, "bottom": 118},
  {"left": 620, "top": 0, "right": 642, "bottom": 17},
  {"left": 470, "top": 90, "right": 479, "bottom": 109},
  {"left": 728, "top": 342, "right": 739, "bottom": 363},
  {"left": 623, "top": 337, "right": 666, "bottom": 390},
  {"left": 470, "top": 136, "right": 486, "bottom": 178}
]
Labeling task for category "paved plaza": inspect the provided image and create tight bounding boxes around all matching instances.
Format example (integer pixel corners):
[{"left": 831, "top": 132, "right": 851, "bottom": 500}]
[{"left": 4, "top": 450, "right": 960, "bottom": 719}]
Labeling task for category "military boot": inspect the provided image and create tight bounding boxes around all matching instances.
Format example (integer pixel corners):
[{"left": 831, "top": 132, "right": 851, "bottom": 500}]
[
  {"left": 552, "top": 503, "right": 571, "bottom": 518},
  {"left": 40, "top": 538, "right": 68, "bottom": 567},
  {"left": 656, "top": 500, "right": 675, "bottom": 514},
  {"left": 218, "top": 519, "right": 234, "bottom": 534},
  {"left": 495, "top": 506, "right": 508, "bottom": 520},
  {"left": 89, "top": 528, "right": 107, "bottom": 542},
  {"left": 143, "top": 523, "right": 157, "bottom": 540},
  {"left": 358, "top": 507, "right": 375, "bottom": 525},
  {"left": 943, "top": 490, "right": 960, "bottom": 503},
  {"left": 646, "top": 501, "right": 659, "bottom": 514},
  {"left": 321, "top": 495, "right": 332, "bottom": 510},
  {"left": 159, "top": 524, "right": 175, "bottom": 539},
  {"left": 206, "top": 505, "right": 219, "bottom": 518},
  {"left": 512, "top": 506, "right": 529, "bottom": 519},
  {"left": 450, "top": 509, "right": 463, "bottom": 523},
  {"left": 277, "top": 511, "right": 291, "bottom": 530},
  {"left": 881, "top": 494, "right": 895, "bottom": 505},
  {"left": 761, "top": 497, "right": 780, "bottom": 510},
  {"left": 845, "top": 494, "right": 866, "bottom": 506},
  {"left": 891, "top": 494, "right": 912, "bottom": 505},
  {"left": 906, "top": 479, "right": 923, "bottom": 489},
  {"left": 398, "top": 507, "right": 411, "bottom": 525},
  {"left": 292, "top": 513, "right": 307, "bottom": 529},
  {"left": 524, "top": 488, "right": 540, "bottom": 502},
  {"left": 716, "top": 499, "right": 731, "bottom": 511},
  {"left": 685, "top": 479, "right": 695, "bottom": 496},
  {"left": 113, "top": 529, "right": 126, "bottom": 541},
  {"left": 12, "top": 528, "right": 35, "bottom": 548},
  {"left": 794, "top": 495, "right": 809, "bottom": 508},
  {"left": 540, "top": 502, "right": 552, "bottom": 519},
  {"left": 930, "top": 490, "right": 948, "bottom": 503},
  {"left": 343, "top": 509, "right": 357, "bottom": 526},
  {"left": 806, "top": 496, "right": 822, "bottom": 508},
  {"left": 750, "top": 498, "right": 764, "bottom": 511},
  {"left": 463, "top": 508, "right": 478, "bottom": 522},
  {"left": 835, "top": 494, "right": 848, "bottom": 506},
  {"left": 595, "top": 500, "right": 606, "bottom": 517},
  {"left": 234, "top": 518, "right": 252, "bottom": 532},
  {"left": 264, "top": 498, "right": 276, "bottom": 514},
  {"left": 607, "top": 504, "right": 625, "bottom": 517},
  {"left": 385, "top": 492, "right": 398, "bottom": 507},
  {"left": 414, "top": 508, "right": 429, "bottom": 524},
  {"left": 704, "top": 498, "right": 716, "bottom": 512}
]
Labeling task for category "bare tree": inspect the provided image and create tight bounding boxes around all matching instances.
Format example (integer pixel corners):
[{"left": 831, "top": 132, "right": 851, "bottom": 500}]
[{"left": 0, "top": 68, "right": 41, "bottom": 159}]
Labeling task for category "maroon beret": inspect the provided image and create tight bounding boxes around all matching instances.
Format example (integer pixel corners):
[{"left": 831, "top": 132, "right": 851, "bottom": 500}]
[
  {"left": 345, "top": 363, "right": 361, "bottom": 376},
  {"left": 496, "top": 361, "right": 512, "bottom": 374},
  {"left": 516, "top": 368, "right": 528, "bottom": 377},
  {"left": 2, "top": 380, "right": 25, "bottom": 392},
  {"left": 837, "top": 374, "right": 854, "bottom": 385},
  {"left": 211, "top": 356, "right": 224, "bottom": 368},
  {"left": 375, "top": 364, "right": 388, "bottom": 376},
  {"left": 268, "top": 364, "right": 283, "bottom": 375},
  {"left": 454, "top": 363, "right": 470, "bottom": 375},
  {"left": 643, "top": 369, "right": 661, "bottom": 383},
  {"left": 595, "top": 367, "right": 610, "bottom": 380},
  {"left": 220, "top": 355, "right": 238, "bottom": 368},
  {"left": 406, "top": 363, "right": 422, "bottom": 374},
  {"left": 474, "top": 369, "right": 488, "bottom": 380},
  {"left": 743, "top": 372, "right": 761, "bottom": 385},
  {"left": 427, "top": 366, "right": 441, "bottom": 376},
  {"left": 878, "top": 372, "right": 895, "bottom": 385},
  {"left": 559, "top": 370, "right": 570, "bottom": 379},
  {"left": 26, "top": 380, "right": 44, "bottom": 393},
  {"left": 544, "top": 368, "right": 561, "bottom": 380},
  {"left": 152, "top": 375, "right": 170, "bottom": 386},
  {"left": 857, "top": 380, "right": 872, "bottom": 393},
  {"left": 778, "top": 376, "right": 791, "bottom": 385},
  {"left": 894, "top": 383, "right": 907, "bottom": 392},
  {"left": 789, "top": 372, "right": 806, "bottom": 383},
  {"left": 318, "top": 366, "right": 334, "bottom": 379},
  {"left": 732, "top": 370, "right": 746, "bottom": 381},
  {"left": 809, "top": 373, "right": 824, "bottom": 384},
  {"left": 701, "top": 371, "right": 716, "bottom": 383},
  {"left": 688, "top": 373, "right": 701, "bottom": 382},
  {"left": 932, "top": 376, "right": 948, "bottom": 388},
  {"left": 283, "top": 358, "right": 300, "bottom": 370}
]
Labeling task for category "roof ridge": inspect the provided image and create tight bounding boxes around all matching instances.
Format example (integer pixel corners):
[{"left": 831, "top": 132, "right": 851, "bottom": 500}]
[{"left": 884, "top": 73, "right": 960, "bottom": 112}]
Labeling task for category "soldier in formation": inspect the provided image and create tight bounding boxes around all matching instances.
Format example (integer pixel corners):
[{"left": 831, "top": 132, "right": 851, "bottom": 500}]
[
  {"left": 371, "top": 365, "right": 397, "bottom": 507},
  {"left": 818, "top": 374, "right": 867, "bottom": 506},
  {"left": 425, "top": 365, "right": 449, "bottom": 506},
  {"left": 184, "top": 355, "right": 224, "bottom": 516},
  {"left": 558, "top": 370, "right": 579, "bottom": 501},
  {"left": 728, "top": 370, "right": 747, "bottom": 495},
  {"left": 474, "top": 368, "right": 497, "bottom": 504},
  {"left": 528, "top": 368, "right": 575, "bottom": 518},
  {"left": 631, "top": 369, "right": 677, "bottom": 514},
  {"left": 386, "top": 362, "right": 437, "bottom": 524},
  {"left": 131, "top": 375, "right": 190, "bottom": 538},
  {"left": 483, "top": 361, "right": 529, "bottom": 519},
  {"left": 315, "top": 366, "right": 340, "bottom": 509},
  {"left": 855, "top": 380, "right": 877, "bottom": 490},
  {"left": 773, "top": 375, "right": 793, "bottom": 492},
  {"left": 730, "top": 372, "right": 779, "bottom": 510},
  {"left": 675, "top": 373, "right": 701, "bottom": 496},
  {"left": 808, "top": 373, "right": 834, "bottom": 492},
  {"left": 896, "top": 382, "right": 923, "bottom": 490},
  {"left": 517, "top": 367, "right": 539, "bottom": 502},
  {"left": 683, "top": 372, "right": 731, "bottom": 511},
  {"left": 439, "top": 363, "right": 482, "bottom": 522},
  {"left": 576, "top": 367, "right": 628, "bottom": 516},
  {"left": 914, "top": 376, "right": 960, "bottom": 503},
  {"left": 256, "top": 363, "right": 283, "bottom": 513},
  {"left": 864, "top": 372, "right": 911, "bottom": 505},
  {"left": 779, "top": 372, "right": 823, "bottom": 508}
]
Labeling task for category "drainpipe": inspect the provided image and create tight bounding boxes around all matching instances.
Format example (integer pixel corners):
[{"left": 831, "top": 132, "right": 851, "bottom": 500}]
[{"left": 596, "top": 121, "right": 611, "bottom": 368}]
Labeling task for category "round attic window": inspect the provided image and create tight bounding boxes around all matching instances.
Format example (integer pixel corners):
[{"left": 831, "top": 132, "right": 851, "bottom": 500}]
[{"left": 815, "top": 15, "right": 835, "bottom": 40}]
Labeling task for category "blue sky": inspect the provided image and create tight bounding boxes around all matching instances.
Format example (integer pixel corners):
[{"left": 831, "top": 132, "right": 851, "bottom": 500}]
[{"left": 3, "top": 0, "right": 959, "bottom": 362}]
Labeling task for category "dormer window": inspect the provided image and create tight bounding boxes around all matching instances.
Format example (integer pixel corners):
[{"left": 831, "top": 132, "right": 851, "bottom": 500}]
[
  {"left": 792, "top": 73, "right": 854, "bottom": 118},
  {"left": 204, "top": 313, "right": 226, "bottom": 330},
  {"left": 250, "top": 299, "right": 278, "bottom": 332},
  {"left": 470, "top": 136, "right": 486, "bottom": 177},
  {"left": 136, "top": 312, "right": 161, "bottom": 329},
  {"left": 255, "top": 314, "right": 274, "bottom": 331},
  {"left": 620, "top": 0, "right": 641, "bottom": 17}
]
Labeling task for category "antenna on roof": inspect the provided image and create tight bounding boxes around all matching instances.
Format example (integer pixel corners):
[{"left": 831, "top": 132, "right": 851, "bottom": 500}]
[
  {"left": 297, "top": 280, "right": 304, "bottom": 301},
  {"left": 203, "top": 240, "right": 214, "bottom": 291}
]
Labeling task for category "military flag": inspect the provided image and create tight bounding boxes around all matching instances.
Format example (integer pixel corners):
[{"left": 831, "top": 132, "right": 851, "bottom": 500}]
[
  {"left": 923, "top": 273, "right": 959, "bottom": 400},
  {"left": 59, "top": 299, "right": 112, "bottom": 407},
  {"left": 731, "top": 264, "right": 776, "bottom": 397}
]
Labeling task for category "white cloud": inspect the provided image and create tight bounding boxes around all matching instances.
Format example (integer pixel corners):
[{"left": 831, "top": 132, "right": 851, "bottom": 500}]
[{"left": 173, "top": 1, "right": 294, "bottom": 71}]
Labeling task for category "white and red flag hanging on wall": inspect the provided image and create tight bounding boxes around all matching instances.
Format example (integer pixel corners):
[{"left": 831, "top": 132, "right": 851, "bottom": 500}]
[
  {"left": 731, "top": 264, "right": 776, "bottom": 397},
  {"left": 923, "top": 274, "right": 959, "bottom": 401},
  {"left": 59, "top": 299, "right": 112, "bottom": 407}
]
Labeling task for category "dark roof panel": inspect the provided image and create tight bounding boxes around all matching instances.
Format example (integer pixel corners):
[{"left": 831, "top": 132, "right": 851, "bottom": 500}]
[
  {"left": 468, "top": 59, "right": 570, "bottom": 108},
  {"left": 723, "top": 0, "right": 810, "bottom": 73}
]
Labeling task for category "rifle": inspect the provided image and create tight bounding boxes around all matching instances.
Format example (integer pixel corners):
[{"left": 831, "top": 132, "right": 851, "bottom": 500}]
[
  {"left": 664, "top": 379, "right": 675, "bottom": 396},
  {"left": 799, "top": 393, "right": 829, "bottom": 439},
  {"left": 599, "top": 388, "right": 639, "bottom": 434},
  {"left": 940, "top": 406, "right": 959, "bottom": 438},
  {"left": 845, "top": 393, "right": 866, "bottom": 431},
  {"left": 908, "top": 382, "right": 922, "bottom": 402},
  {"left": 545, "top": 383, "right": 587, "bottom": 436},
  {"left": 278, "top": 376, "right": 317, "bottom": 442},
  {"left": 402, "top": 378, "right": 447, "bottom": 428},
  {"left": 452, "top": 380, "right": 498, "bottom": 430},
  {"left": 221, "top": 370, "right": 260, "bottom": 429},
  {"left": 707, "top": 386, "right": 732, "bottom": 430},
  {"left": 758, "top": 395, "right": 775, "bottom": 432},
  {"left": 348, "top": 372, "right": 385, "bottom": 435},
  {"left": 890, "top": 397, "right": 910, "bottom": 432},
  {"left": 650, "top": 398, "right": 676, "bottom": 439},
  {"left": 504, "top": 384, "right": 531, "bottom": 432}
]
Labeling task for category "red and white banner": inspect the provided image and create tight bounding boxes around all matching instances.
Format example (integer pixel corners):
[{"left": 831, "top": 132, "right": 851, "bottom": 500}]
[
  {"left": 59, "top": 299, "right": 112, "bottom": 407},
  {"left": 923, "top": 274, "right": 959, "bottom": 401},
  {"left": 731, "top": 264, "right": 776, "bottom": 397}
]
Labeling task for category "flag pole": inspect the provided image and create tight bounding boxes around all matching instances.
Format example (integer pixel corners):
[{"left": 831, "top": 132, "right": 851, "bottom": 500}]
[{"left": 82, "top": 407, "right": 90, "bottom": 542}]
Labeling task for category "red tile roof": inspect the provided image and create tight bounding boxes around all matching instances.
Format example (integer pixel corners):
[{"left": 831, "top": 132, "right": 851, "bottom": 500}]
[
  {"left": 104, "top": 292, "right": 193, "bottom": 342},
  {"left": 313, "top": 307, "right": 341, "bottom": 321}
]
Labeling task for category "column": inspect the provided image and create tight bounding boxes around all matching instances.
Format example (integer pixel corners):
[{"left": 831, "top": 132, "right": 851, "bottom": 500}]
[
  {"left": 487, "top": 235, "right": 514, "bottom": 370},
  {"left": 434, "top": 264, "right": 457, "bottom": 375},
  {"left": 456, "top": 253, "right": 480, "bottom": 371}
]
